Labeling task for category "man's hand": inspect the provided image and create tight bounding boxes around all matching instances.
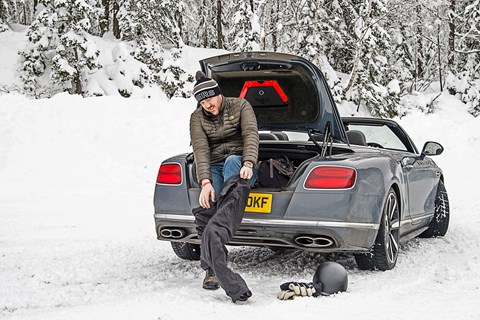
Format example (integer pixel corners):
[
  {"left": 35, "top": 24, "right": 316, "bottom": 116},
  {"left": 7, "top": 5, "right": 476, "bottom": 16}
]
[
  {"left": 240, "top": 161, "right": 253, "bottom": 180},
  {"left": 199, "top": 182, "right": 215, "bottom": 209}
]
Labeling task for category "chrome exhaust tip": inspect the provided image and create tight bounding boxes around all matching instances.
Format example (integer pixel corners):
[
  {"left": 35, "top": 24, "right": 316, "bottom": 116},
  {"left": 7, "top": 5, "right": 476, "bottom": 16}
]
[
  {"left": 160, "top": 228, "right": 187, "bottom": 239},
  {"left": 295, "top": 235, "right": 335, "bottom": 248},
  {"left": 160, "top": 228, "right": 172, "bottom": 238},
  {"left": 170, "top": 229, "right": 186, "bottom": 239}
]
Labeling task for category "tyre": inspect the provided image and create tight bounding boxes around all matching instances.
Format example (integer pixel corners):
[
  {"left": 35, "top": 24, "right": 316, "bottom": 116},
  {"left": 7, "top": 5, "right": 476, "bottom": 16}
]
[
  {"left": 419, "top": 180, "right": 450, "bottom": 238},
  {"left": 355, "top": 188, "right": 400, "bottom": 271},
  {"left": 171, "top": 242, "right": 201, "bottom": 261}
]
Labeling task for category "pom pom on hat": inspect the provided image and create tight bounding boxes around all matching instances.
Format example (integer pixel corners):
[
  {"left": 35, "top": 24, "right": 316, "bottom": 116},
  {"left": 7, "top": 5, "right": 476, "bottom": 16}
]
[{"left": 195, "top": 71, "right": 207, "bottom": 81}]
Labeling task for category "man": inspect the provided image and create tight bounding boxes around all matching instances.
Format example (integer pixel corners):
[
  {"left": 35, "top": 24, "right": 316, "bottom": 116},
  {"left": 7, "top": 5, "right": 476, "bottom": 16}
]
[{"left": 189, "top": 70, "right": 259, "bottom": 300}]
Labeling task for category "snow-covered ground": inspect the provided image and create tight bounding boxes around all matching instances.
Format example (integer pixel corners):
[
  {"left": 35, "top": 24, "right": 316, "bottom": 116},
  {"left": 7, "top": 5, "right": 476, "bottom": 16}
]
[{"left": 1, "top": 29, "right": 480, "bottom": 320}]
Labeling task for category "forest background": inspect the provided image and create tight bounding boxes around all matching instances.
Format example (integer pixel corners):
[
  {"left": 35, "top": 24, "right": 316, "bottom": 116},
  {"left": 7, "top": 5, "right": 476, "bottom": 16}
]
[{"left": 0, "top": 0, "right": 479, "bottom": 118}]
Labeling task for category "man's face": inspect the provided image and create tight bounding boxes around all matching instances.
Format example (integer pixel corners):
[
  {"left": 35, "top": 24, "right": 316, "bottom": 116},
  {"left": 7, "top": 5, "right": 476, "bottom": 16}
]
[{"left": 200, "top": 95, "right": 222, "bottom": 116}]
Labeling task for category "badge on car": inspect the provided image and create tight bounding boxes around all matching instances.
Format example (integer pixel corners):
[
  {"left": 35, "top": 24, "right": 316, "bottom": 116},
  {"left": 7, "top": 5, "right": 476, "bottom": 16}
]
[{"left": 245, "top": 193, "right": 272, "bottom": 214}]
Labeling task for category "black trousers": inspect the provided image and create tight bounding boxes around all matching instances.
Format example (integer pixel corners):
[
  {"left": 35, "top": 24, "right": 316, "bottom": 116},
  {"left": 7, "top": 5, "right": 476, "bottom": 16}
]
[{"left": 193, "top": 175, "right": 251, "bottom": 301}]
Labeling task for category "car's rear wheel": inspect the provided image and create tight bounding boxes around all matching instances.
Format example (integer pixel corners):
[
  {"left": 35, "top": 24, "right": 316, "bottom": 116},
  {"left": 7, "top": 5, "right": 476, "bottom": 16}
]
[
  {"left": 355, "top": 188, "right": 400, "bottom": 271},
  {"left": 171, "top": 242, "right": 201, "bottom": 261},
  {"left": 419, "top": 180, "right": 449, "bottom": 238}
]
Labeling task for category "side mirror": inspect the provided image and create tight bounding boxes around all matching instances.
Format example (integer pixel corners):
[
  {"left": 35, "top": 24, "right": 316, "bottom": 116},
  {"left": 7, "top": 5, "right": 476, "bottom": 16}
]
[{"left": 421, "top": 141, "right": 444, "bottom": 157}]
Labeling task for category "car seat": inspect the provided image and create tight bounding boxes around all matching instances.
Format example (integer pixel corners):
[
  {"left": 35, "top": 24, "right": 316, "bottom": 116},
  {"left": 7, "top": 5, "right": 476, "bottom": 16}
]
[{"left": 346, "top": 130, "right": 367, "bottom": 146}]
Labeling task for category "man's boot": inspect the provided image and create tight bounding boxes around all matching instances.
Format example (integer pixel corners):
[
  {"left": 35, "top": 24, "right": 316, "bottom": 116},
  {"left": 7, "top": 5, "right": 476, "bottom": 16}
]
[{"left": 202, "top": 267, "right": 220, "bottom": 290}]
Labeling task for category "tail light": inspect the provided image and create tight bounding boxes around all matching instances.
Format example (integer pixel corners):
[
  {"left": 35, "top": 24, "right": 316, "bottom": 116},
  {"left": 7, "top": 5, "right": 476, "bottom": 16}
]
[
  {"left": 156, "top": 163, "right": 182, "bottom": 185},
  {"left": 304, "top": 166, "right": 356, "bottom": 189}
]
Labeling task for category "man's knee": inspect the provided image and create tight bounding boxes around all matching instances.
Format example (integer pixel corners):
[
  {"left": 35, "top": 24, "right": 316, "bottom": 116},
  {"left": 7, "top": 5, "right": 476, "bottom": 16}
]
[
  {"left": 223, "top": 155, "right": 242, "bottom": 181},
  {"left": 224, "top": 155, "right": 242, "bottom": 168}
]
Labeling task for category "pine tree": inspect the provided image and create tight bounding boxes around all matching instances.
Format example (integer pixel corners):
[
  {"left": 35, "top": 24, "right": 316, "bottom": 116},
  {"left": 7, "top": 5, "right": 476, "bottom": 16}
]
[
  {"left": 117, "top": 0, "right": 191, "bottom": 98},
  {"left": 98, "top": 0, "right": 132, "bottom": 38},
  {"left": 270, "top": 0, "right": 291, "bottom": 52},
  {"left": 256, "top": 0, "right": 288, "bottom": 51},
  {"left": 196, "top": 0, "right": 218, "bottom": 48},
  {"left": 388, "top": 1, "right": 451, "bottom": 94},
  {"left": 456, "top": 0, "right": 480, "bottom": 75},
  {"left": 339, "top": 0, "right": 399, "bottom": 117},
  {"left": 228, "top": 1, "right": 260, "bottom": 51},
  {"left": 19, "top": 0, "right": 101, "bottom": 96},
  {"left": 384, "top": 2, "right": 417, "bottom": 91},
  {"left": 297, "top": 1, "right": 320, "bottom": 61},
  {"left": 452, "top": 0, "right": 480, "bottom": 116},
  {"left": 294, "top": 0, "right": 343, "bottom": 102},
  {"left": 270, "top": 0, "right": 303, "bottom": 55},
  {"left": 0, "top": 0, "right": 14, "bottom": 31}
]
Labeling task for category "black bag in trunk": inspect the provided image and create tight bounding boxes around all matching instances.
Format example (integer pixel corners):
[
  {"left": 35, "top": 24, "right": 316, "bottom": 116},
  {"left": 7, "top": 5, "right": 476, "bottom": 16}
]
[{"left": 257, "top": 156, "right": 295, "bottom": 188}]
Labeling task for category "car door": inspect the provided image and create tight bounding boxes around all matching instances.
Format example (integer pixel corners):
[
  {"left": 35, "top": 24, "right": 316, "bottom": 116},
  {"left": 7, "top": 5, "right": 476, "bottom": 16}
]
[
  {"left": 343, "top": 118, "right": 434, "bottom": 225},
  {"left": 401, "top": 156, "right": 437, "bottom": 224}
]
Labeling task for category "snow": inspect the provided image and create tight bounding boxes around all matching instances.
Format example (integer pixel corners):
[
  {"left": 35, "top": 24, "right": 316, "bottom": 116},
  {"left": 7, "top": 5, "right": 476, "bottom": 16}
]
[
  {"left": 1, "top": 29, "right": 480, "bottom": 320},
  {"left": 387, "top": 79, "right": 401, "bottom": 94}
]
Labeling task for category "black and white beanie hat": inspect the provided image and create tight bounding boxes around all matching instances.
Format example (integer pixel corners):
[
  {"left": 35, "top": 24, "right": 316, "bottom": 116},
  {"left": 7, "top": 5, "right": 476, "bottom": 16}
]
[{"left": 193, "top": 71, "right": 222, "bottom": 102}]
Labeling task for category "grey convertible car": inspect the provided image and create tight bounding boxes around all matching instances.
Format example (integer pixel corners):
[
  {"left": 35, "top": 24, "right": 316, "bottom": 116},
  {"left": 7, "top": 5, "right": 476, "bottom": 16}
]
[{"left": 154, "top": 52, "right": 449, "bottom": 271}]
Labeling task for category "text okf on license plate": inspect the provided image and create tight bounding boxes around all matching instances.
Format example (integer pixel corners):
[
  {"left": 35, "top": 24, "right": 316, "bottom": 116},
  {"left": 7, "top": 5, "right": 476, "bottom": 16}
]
[{"left": 245, "top": 193, "right": 272, "bottom": 214}]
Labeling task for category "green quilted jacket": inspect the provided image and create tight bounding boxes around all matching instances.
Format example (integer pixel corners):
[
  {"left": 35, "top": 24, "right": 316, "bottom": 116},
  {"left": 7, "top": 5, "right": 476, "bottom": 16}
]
[{"left": 189, "top": 96, "right": 259, "bottom": 183}]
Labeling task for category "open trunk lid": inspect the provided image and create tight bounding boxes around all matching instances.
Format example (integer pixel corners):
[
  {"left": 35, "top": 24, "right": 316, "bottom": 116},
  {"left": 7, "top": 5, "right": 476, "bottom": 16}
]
[{"left": 199, "top": 52, "right": 348, "bottom": 143}]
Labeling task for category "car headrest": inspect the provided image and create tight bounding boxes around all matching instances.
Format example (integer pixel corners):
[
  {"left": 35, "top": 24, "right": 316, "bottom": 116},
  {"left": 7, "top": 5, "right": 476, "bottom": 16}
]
[{"left": 346, "top": 130, "right": 367, "bottom": 146}]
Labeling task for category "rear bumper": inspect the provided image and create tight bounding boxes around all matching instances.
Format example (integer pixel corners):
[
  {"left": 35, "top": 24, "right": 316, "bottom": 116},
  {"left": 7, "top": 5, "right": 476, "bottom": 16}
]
[{"left": 154, "top": 213, "right": 379, "bottom": 252}]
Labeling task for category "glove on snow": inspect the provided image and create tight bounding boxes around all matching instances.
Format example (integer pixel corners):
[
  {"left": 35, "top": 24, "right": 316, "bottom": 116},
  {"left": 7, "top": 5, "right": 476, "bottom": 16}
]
[
  {"left": 277, "top": 289, "right": 297, "bottom": 300},
  {"left": 277, "top": 282, "right": 323, "bottom": 300}
]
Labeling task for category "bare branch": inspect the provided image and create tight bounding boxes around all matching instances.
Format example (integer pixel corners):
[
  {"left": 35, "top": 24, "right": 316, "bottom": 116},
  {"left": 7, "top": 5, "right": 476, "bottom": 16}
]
[{"left": 455, "top": 48, "right": 480, "bottom": 54}]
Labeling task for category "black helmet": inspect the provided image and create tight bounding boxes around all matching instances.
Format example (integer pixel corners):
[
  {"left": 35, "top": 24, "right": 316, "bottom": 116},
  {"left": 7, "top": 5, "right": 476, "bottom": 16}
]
[{"left": 312, "top": 261, "right": 348, "bottom": 295}]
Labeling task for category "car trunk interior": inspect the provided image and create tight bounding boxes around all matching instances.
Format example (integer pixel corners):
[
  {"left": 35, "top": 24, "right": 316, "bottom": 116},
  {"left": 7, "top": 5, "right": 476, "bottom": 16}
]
[
  {"left": 187, "top": 141, "right": 354, "bottom": 190},
  {"left": 255, "top": 144, "right": 319, "bottom": 190}
]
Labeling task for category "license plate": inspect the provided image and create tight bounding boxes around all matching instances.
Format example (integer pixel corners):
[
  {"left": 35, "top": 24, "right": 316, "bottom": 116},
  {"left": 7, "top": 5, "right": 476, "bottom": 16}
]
[{"left": 245, "top": 193, "right": 272, "bottom": 214}]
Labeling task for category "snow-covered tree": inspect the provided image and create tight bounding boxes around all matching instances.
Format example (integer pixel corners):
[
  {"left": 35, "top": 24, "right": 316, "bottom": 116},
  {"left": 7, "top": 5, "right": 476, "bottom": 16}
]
[
  {"left": 384, "top": 2, "right": 417, "bottom": 90},
  {"left": 19, "top": 0, "right": 101, "bottom": 96},
  {"left": 296, "top": 1, "right": 320, "bottom": 60},
  {"left": 336, "top": 0, "right": 399, "bottom": 117},
  {"left": 0, "top": 20, "right": 9, "bottom": 32},
  {"left": 462, "top": 76, "right": 480, "bottom": 117},
  {"left": 256, "top": 0, "right": 288, "bottom": 51},
  {"left": 129, "top": 0, "right": 184, "bottom": 48},
  {"left": 269, "top": 0, "right": 292, "bottom": 52},
  {"left": 0, "top": 0, "right": 14, "bottom": 31},
  {"left": 386, "top": 1, "right": 452, "bottom": 94},
  {"left": 181, "top": 0, "right": 227, "bottom": 49},
  {"left": 156, "top": 0, "right": 194, "bottom": 98},
  {"left": 457, "top": 0, "right": 480, "bottom": 65},
  {"left": 292, "top": 0, "right": 343, "bottom": 102},
  {"left": 116, "top": 0, "right": 192, "bottom": 98},
  {"left": 228, "top": 0, "right": 260, "bottom": 51},
  {"left": 93, "top": 41, "right": 153, "bottom": 97},
  {"left": 197, "top": 0, "right": 219, "bottom": 48},
  {"left": 7, "top": 0, "right": 476, "bottom": 115},
  {"left": 448, "top": 0, "right": 480, "bottom": 116}
]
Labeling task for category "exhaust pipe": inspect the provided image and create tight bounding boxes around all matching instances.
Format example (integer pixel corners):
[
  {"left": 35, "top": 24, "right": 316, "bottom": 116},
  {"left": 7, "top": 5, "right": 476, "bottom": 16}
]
[
  {"left": 160, "top": 228, "right": 187, "bottom": 239},
  {"left": 295, "top": 235, "right": 335, "bottom": 248}
]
